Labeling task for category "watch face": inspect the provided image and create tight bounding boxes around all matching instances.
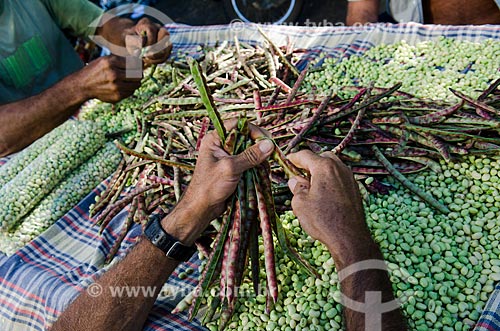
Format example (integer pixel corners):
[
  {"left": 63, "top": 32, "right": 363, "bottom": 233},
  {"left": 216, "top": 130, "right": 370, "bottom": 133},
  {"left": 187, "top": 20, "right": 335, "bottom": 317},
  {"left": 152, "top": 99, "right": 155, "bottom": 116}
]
[{"left": 145, "top": 215, "right": 196, "bottom": 261}]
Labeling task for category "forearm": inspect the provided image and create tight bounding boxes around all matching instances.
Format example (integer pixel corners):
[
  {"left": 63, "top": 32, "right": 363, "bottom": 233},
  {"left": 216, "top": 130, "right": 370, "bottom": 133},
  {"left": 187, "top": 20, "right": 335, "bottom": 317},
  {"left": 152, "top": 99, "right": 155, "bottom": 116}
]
[
  {"left": 286, "top": 151, "right": 403, "bottom": 329},
  {"left": 0, "top": 72, "right": 87, "bottom": 156},
  {"left": 346, "top": 0, "right": 379, "bottom": 25},
  {"left": 51, "top": 238, "right": 176, "bottom": 331},
  {"left": 325, "top": 232, "right": 407, "bottom": 331},
  {"left": 51, "top": 205, "right": 204, "bottom": 331}
]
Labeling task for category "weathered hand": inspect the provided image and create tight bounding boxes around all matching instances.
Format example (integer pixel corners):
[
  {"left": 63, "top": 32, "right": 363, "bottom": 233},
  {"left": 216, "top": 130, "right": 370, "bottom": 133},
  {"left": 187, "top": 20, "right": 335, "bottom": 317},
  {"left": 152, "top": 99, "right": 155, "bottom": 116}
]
[
  {"left": 287, "top": 150, "right": 407, "bottom": 331},
  {"left": 79, "top": 55, "right": 142, "bottom": 103},
  {"left": 186, "top": 124, "right": 274, "bottom": 222},
  {"left": 287, "top": 150, "right": 368, "bottom": 247},
  {"left": 124, "top": 17, "right": 172, "bottom": 65},
  {"left": 161, "top": 122, "right": 274, "bottom": 245}
]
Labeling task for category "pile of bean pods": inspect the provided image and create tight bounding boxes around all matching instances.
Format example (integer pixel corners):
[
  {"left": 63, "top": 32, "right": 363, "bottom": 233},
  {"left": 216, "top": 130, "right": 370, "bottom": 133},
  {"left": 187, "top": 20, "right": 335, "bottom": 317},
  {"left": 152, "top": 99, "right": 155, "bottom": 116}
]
[
  {"left": 0, "top": 142, "right": 121, "bottom": 255},
  {"left": 0, "top": 120, "right": 122, "bottom": 255},
  {"left": 82, "top": 35, "right": 500, "bottom": 330}
]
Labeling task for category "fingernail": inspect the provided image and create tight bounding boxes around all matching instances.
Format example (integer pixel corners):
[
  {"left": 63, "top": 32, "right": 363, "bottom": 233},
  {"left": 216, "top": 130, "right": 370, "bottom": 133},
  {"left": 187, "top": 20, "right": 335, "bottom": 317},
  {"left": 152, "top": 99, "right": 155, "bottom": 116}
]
[
  {"left": 288, "top": 177, "right": 298, "bottom": 192},
  {"left": 258, "top": 139, "right": 274, "bottom": 153}
]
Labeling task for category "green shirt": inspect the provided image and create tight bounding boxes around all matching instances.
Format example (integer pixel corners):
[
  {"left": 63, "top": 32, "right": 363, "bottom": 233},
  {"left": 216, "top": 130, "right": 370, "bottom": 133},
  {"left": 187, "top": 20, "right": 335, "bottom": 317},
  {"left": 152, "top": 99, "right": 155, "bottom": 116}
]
[{"left": 0, "top": 0, "right": 103, "bottom": 104}]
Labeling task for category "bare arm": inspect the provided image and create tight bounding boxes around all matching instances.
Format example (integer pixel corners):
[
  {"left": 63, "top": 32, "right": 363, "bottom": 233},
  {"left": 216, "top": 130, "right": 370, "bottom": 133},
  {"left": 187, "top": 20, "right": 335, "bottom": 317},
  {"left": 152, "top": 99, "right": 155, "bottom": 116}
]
[
  {"left": 287, "top": 150, "right": 406, "bottom": 331},
  {"left": 0, "top": 15, "right": 171, "bottom": 157},
  {"left": 0, "top": 56, "right": 141, "bottom": 157},
  {"left": 50, "top": 124, "right": 275, "bottom": 331},
  {"left": 346, "top": 0, "right": 379, "bottom": 25},
  {"left": 0, "top": 73, "right": 83, "bottom": 157}
]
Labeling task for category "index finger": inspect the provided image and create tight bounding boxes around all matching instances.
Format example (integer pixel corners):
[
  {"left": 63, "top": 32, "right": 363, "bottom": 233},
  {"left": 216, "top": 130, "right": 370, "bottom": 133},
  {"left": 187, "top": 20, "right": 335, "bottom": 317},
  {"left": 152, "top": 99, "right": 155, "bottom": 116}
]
[
  {"left": 134, "top": 18, "right": 159, "bottom": 47},
  {"left": 287, "top": 149, "right": 338, "bottom": 173},
  {"left": 105, "top": 56, "right": 143, "bottom": 82},
  {"left": 221, "top": 119, "right": 272, "bottom": 141},
  {"left": 125, "top": 34, "right": 143, "bottom": 57},
  {"left": 144, "top": 29, "right": 172, "bottom": 63},
  {"left": 288, "top": 150, "right": 353, "bottom": 185}
]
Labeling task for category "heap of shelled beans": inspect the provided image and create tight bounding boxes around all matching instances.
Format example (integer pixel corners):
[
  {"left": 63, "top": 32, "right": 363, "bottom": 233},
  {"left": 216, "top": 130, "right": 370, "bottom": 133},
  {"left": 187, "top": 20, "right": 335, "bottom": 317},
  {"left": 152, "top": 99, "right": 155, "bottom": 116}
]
[
  {"left": 304, "top": 37, "right": 500, "bottom": 101},
  {"left": 78, "top": 33, "right": 500, "bottom": 331},
  {"left": 223, "top": 151, "right": 500, "bottom": 331}
]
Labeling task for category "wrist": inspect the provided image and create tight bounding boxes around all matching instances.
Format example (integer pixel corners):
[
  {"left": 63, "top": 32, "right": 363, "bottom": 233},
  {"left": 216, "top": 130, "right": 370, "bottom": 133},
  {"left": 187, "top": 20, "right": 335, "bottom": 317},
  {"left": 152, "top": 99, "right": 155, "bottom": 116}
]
[
  {"left": 61, "top": 69, "right": 92, "bottom": 103},
  {"left": 324, "top": 230, "right": 382, "bottom": 269},
  {"left": 160, "top": 202, "right": 208, "bottom": 246}
]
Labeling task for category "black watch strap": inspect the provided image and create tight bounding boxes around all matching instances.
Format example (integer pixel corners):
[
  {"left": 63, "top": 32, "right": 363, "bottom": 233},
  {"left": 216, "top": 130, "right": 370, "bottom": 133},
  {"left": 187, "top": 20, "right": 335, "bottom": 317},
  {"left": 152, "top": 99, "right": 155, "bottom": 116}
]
[{"left": 144, "top": 214, "right": 197, "bottom": 261}]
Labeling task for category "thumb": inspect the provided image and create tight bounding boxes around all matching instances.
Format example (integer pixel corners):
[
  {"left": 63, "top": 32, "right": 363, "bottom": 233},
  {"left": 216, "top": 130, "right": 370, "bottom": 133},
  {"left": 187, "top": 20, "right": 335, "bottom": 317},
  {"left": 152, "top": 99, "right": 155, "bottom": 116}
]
[
  {"left": 125, "top": 34, "right": 143, "bottom": 57},
  {"left": 231, "top": 139, "right": 274, "bottom": 174},
  {"left": 288, "top": 176, "right": 310, "bottom": 196}
]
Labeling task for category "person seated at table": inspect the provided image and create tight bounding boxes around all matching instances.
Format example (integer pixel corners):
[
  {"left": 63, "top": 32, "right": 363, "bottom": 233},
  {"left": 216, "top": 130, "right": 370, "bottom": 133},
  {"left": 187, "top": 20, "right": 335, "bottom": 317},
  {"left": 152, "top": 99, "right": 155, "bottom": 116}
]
[
  {"left": 0, "top": 0, "right": 171, "bottom": 157},
  {"left": 346, "top": 0, "right": 500, "bottom": 26},
  {"left": 50, "top": 122, "right": 407, "bottom": 331}
]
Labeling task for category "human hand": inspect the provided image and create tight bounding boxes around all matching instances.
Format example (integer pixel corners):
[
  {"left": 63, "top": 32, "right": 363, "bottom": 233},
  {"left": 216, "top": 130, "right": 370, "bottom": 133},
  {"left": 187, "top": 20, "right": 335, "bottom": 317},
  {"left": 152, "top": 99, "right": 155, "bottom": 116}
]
[
  {"left": 287, "top": 150, "right": 368, "bottom": 248},
  {"left": 161, "top": 122, "right": 274, "bottom": 245},
  {"left": 79, "top": 55, "right": 142, "bottom": 103},
  {"left": 124, "top": 17, "right": 172, "bottom": 65}
]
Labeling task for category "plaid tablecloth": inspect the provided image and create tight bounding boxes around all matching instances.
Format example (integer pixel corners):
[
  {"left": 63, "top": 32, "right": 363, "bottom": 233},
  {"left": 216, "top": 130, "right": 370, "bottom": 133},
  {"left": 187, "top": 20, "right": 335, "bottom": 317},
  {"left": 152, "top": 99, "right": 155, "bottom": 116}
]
[
  {"left": 475, "top": 282, "right": 500, "bottom": 331},
  {"left": 0, "top": 22, "right": 499, "bottom": 331}
]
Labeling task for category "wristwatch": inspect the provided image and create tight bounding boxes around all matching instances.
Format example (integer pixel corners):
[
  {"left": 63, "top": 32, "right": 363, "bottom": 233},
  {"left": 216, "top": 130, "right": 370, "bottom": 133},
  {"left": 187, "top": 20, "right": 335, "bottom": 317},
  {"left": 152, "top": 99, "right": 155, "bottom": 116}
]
[{"left": 143, "top": 214, "right": 197, "bottom": 261}]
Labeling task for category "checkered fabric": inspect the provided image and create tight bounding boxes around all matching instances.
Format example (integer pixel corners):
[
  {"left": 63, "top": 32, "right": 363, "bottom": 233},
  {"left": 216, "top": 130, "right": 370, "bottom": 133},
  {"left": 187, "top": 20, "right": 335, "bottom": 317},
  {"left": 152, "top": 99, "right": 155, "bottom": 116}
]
[
  {"left": 474, "top": 282, "right": 500, "bottom": 331},
  {"left": 0, "top": 23, "right": 499, "bottom": 331}
]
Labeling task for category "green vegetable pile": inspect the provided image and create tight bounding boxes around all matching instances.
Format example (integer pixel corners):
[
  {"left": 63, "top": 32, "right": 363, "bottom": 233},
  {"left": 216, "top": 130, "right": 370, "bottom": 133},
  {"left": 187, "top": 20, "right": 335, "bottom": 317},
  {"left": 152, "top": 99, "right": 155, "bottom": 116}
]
[
  {"left": 80, "top": 36, "right": 499, "bottom": 330},
  {"left": 304, "top": 37, "right": 500, "bottom": 101},
  {"left": 0, "top": 121, "right": 122, "bottom": 254},
  {"left": 0, "top": 142, "right": 122, "bottom": 255},
  {"left": 213, "top": 155, "right": 500, "bottom": 331}
]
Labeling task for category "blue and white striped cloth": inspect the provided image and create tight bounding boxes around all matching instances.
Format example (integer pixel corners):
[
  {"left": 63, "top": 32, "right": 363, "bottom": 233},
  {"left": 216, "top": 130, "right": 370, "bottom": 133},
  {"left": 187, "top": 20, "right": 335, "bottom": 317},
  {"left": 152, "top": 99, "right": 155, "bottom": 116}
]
[
  {"left": 475, "top": 282, "right": 500, "bottom": 331},
  {"left": 0, "top": 23, "right": 499, "bottom": 331}
]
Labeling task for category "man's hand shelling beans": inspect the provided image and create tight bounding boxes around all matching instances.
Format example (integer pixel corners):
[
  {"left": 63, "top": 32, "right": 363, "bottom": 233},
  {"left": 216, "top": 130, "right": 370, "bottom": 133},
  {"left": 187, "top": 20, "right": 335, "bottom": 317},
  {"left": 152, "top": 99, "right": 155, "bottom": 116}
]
[
  {"left": 0, "top": 0, "right": 171, "bottom": 157},
  {"left": 288, "top": 150, "right": 407, "bottom": 330},
  {"left": 50, "top": 121, "right": 406, "bottom": 331}
]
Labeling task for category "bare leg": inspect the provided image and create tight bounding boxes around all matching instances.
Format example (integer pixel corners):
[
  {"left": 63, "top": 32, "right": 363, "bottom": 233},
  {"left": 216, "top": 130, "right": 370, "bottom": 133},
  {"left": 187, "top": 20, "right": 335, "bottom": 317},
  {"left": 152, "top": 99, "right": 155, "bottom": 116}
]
[{"left": 423, "top": 0, "right": 500, "bottom": 25}]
